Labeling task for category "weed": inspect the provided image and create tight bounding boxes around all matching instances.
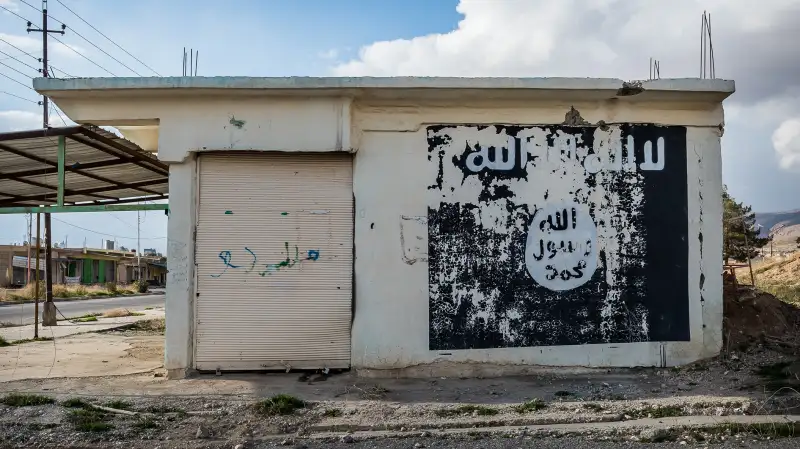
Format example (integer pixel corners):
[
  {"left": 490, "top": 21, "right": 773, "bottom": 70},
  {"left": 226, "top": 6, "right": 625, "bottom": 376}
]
[
  {"left": 554, "top": 390, "right": 574, "bottom": 398},
  {"left": 133, "top": 280, "right": 149, "bottom": 294},
  {"left": 104, "top": 399, "right": 132, "bottom": 410},
  {"left": 582, "top": 403, "right": 605, "bottom": 412},
  {"left": 625, "top": 405, "right": 684, "bottom": 419},
  {"left": 2, "top": 393, "right": 55, "bottom": 407},
  {"left": 75, "top": 315, "right": 98, "bottom": 323},
  {"left": 9, "top": 336, "right": 54, "bottom": 345},
  {"left": 760, "top": 282, "right": 800, "bottom": 306},
  {"left": 253, "top": 394, "right": 306, "bottom": 416},
  {"left": 74, "top": 285, "right": 88, "bottom": 297},
  {"left": 146, "top": 405, "right": 186, "bottom": 415},
  {"left": 133, "top": 416, "right": 158, "bottom": 430},
  {"left": 435, "top": 405, "right": 499, "bottom": 417},
  {"left": 144, "top": 307, "right": 153, "bottom": 310},
  {"left": 61, "top": 398, "right": 91, "bottom": 409},
  {"left": 126, "top": 318, "right": 165, "bottom": 333},
  {"left": 513, "top": 399, "right": 547, "bottom": 413},
  {"left": 755, "top": 361, "right": 793, "bottom": 380},
  {"left": 66, "top": 409, "right": 113, "bottom": 432},
  {"left": 105, "top": 282, "right": 118, "bottom": 294},
  {"left": 323, "top": 408, "right": 343, "bottom": 417},
  {"left": 0, "top": 336, "right": 9, "bottom": 347}
]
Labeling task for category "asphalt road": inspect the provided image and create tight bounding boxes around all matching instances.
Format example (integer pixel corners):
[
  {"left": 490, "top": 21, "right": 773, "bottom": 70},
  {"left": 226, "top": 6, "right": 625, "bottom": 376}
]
[{"left": 0, "top": 292, "right": 165, "bottom": 325}]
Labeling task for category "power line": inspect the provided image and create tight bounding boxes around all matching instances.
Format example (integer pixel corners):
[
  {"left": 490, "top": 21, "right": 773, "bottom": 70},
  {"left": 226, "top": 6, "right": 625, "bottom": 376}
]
[
  {"left": 0, "top": 70, "right": 38, "bottom": 92},
  {"left": 49, "top": 64, "right": 74, "bottom": 78},
  {"left": 51, "top": 216, "right": 165, "bottom": 240},
  {"left": 0, "top": 59, "right": 37, "bottom": 78},
  {"left": 0, "top": 89, "right": 39, "bottom": 104},
  {"left": 0, "top": 37, "right": 42, "bottom": 62},
  {"left": 61, "top": 26, "right": 142, "bottom": 76},
  {"left": 54, "top": 0, "right": 161, "bottom": 76},
  {"left": 0, "top": 49, "right": 41, "bottom": 73},
  {"left": 49, "top": 102, "right": 67, "bottom": 126},
  {"left": 50, "top": 34, "right": 116, "bottom": 76},
  {"left": 0, "top": 4, "right": 36, "bottom": 24}
]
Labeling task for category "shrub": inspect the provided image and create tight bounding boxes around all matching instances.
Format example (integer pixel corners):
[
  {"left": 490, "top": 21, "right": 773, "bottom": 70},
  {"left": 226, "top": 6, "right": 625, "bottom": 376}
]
[
  {"left": 105, "top": 282, "right": 118, "bottom": 294},
  {"left": 52, "top": 284, "right": 70, "bottom": 298},
  {"left": 74, "top": 285, "right": 88, "bottom": 297},
  {"left": 133, "top": 280, "right": 149, "bottom": 294},
  {"left": 253, "top": 394, "right": 305, "bottom": 416},
  {"left": 2, "top": 393, "right": 55, "bottom": 407}
]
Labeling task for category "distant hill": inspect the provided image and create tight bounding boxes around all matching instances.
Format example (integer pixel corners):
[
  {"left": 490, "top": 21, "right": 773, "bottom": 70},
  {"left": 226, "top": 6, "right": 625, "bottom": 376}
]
[{"left": 755, "top": 210, "right": 800, "bottom": 247}]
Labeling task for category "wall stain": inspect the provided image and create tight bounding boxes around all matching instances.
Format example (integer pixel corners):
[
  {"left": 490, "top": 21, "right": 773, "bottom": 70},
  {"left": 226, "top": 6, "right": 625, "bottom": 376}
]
[{"left": 229, "top": 115, "right": 246, "bottom": 129}]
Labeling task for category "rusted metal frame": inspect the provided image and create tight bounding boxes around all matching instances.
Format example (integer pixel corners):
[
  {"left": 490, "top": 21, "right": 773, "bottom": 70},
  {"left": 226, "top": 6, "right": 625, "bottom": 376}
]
[
  {"left": 0, "top": 158, "right": 129, "bottom": 180},
  {"left": 83, "top": 195, "right": 168, "bottom": 206},
  {"left": 0, "top": 126, "right": 83, "bottom": 142},
  {"left": 1, "top": 176, "right": 117, "bottom": 201},
  {"left": 73, "top": 128, "right": 168, "bottom": 175},
  {"left": 0, "top": 141, "right": 163, "bottom": 197},
  {"left": 0, "top": 179, "right": 167, "bottom": 205},
  {"left": 0, "top": 203, "right": 169, "bottom": 214}
]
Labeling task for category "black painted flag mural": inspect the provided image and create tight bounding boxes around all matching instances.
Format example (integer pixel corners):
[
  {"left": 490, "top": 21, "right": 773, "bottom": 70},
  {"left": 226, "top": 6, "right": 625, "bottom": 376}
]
[{"left": 427, "top": 124, "right": 689, "bottom": 350}]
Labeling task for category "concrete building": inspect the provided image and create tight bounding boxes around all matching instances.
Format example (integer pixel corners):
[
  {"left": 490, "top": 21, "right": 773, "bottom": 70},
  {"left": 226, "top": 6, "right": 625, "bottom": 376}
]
[{"left": 36, "top": 77, "right": 734, "bottom": 378}]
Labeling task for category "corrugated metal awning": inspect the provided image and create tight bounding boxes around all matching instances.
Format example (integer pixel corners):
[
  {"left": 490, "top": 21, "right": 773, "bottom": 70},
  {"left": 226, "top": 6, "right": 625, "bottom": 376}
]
[{"left": 0, "top": 125, "right": 168, "bottom": 207}]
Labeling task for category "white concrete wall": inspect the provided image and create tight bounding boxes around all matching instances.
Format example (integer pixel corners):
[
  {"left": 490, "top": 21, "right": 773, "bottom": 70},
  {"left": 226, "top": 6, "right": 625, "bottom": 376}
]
[
  {"left": 144, "top": 95, "right": 723, "bottom": 375},
  {"left": 351, "top": 101, "right": 724, "bottom": 372}
]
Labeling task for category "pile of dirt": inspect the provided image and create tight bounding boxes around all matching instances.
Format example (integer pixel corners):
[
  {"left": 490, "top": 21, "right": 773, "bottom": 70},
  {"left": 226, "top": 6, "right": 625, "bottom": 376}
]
[{"left": 723, "top": 277, "right": 800, "bottom": 352}]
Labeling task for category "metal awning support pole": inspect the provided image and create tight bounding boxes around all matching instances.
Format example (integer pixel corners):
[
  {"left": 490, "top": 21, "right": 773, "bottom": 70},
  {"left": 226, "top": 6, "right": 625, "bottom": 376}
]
[{"left": 56, "top": 136, "right": 65, "bottom": 206}]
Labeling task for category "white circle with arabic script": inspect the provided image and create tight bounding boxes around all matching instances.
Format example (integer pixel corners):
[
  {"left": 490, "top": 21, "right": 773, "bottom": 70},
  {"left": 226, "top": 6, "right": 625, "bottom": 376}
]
[{"left": 525, "top": 201, "right": 598, "bottom": 291}]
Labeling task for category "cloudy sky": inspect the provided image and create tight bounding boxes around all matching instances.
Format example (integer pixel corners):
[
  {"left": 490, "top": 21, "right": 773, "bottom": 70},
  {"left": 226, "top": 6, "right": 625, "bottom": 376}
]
[{"left": 0, "top": 0, "right": 798, "bottom": 252}]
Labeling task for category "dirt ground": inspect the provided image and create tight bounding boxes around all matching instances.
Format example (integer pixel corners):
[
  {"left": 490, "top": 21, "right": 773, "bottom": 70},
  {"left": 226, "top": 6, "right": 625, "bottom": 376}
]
[{"left": 0, "top": 287, "right": 799, "bottom": 448}]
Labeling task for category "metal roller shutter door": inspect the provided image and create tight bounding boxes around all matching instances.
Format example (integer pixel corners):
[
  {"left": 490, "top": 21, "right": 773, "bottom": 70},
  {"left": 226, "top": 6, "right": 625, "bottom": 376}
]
[{"left": 195, "top": 152, "right": 353, "bottom": 371}]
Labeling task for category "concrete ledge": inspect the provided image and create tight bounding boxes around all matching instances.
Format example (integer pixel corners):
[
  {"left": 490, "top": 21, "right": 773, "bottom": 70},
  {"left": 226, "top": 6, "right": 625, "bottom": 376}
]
[{"left": 356, "top": 362, "right": 609, "bottom": 379}]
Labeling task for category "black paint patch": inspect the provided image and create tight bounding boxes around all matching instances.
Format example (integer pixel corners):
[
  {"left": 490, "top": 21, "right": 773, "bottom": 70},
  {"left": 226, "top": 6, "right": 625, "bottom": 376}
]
[{"left": 428, "top": 124, "right": 689, "bottom": 350}]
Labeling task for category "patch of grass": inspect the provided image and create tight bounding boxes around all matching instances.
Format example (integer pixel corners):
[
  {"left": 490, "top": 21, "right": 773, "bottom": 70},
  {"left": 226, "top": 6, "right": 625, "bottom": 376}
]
[
  {"left": 322, "top": 408, "right": 343, "bottom": 417},
  {"left": 61, "top": 398, "right": 91, "bottom": 409},
  {"left": 435, "top": 404, "right": 499, "bottom": 417},
  {"left": 554, "top": 390, "right": 575, "bottom": 398},
  {"left": 133, "top": 416, "right": 158, "bottom": 430},
  {"left": 75, "top": 315, "right": 98, "bottom": 322},
  {"left": 87, "top": 291, "right": 110, "bottom": 297},
  {"left": 144, "top": 307, "right": 153, "bottom": 310},
  {"left": 104, "top": 399, "right": 132, "bottom": 410},
  {"left": 9, "top": 336, "right": 54, "bottom": 345},
  {"left": 0, "top": 335, "right": 9, "bottom": 347},
  {"left": 253, "top": 394, "right": 306, "bottom": 416},
  {"left": 513, "top": 399, "right": 547, "bottom": 413},
  {"left": 66, "top": 409, "right": 113, "bottom": 432},
  {"left": 74, "top": 285, "right": 88, "bottom": 297},
  {"left": 2, "top": 393, "right": 55, "bottom": 407},
  {"left": 582, "top": 403, "right": 605, "bottom": 412}
]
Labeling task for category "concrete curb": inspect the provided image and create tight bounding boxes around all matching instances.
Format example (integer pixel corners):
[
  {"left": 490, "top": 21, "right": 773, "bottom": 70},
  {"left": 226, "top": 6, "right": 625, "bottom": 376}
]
[
  {"left": 304, "top": 414, "right": 800, "bottom": 441},
  {"left": 0, "top": 291, "right": 162, "bottom": 307}
]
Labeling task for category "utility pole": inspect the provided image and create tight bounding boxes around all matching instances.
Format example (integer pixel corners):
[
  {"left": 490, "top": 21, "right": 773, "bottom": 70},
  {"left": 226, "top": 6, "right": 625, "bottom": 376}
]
[
  {"left": 28, "top": 1, "right": 65, "bottom": 327},
  {"left": 26, "top": 214, "right": 31, "bottom": 285},
  {"left": 137, "top": 211, "right": 141, "bottom": 281}
]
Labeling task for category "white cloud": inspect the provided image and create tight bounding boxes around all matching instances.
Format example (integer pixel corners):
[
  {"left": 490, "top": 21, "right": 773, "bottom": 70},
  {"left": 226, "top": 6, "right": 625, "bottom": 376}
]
[
  {"left": 0, "top": 110, "right": 42, "bottom": 131},
  {"left": 773, "top": 118, "right": 800, "bottom": 171},
  {"left": 332, "top": 0, "right": 800, "bottom": 105},
  {"left": 0, "top": 1, "right": 19, "bottom": 12},
  {"left": 0, "top": 32, "right": 87, "bottom": 61}
]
